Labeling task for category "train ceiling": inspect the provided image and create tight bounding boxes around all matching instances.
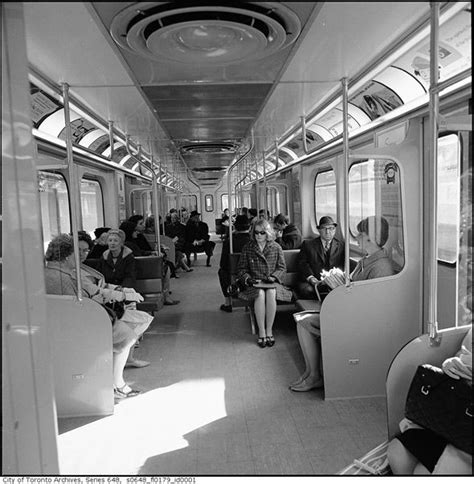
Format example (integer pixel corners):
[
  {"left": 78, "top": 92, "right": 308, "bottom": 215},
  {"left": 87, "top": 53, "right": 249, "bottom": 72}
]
[{"left": 23, "top": 2, "right": 444, "bottom": 188}]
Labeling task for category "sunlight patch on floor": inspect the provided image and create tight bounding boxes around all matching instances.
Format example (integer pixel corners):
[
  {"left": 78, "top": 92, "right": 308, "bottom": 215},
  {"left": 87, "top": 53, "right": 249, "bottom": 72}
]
[{"left": 58, "top": 378, "right": 227, "bottom": 475}]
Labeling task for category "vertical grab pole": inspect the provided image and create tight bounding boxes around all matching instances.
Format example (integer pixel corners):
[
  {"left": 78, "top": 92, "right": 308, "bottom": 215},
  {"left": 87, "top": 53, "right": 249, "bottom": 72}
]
[
  {"left": 341, "top": 77, "right": 351, "bottom": 287},
  {"left": 263, "top": 151, "right": 268, "bottom": 218},
  {"left": 149, "top": 141, "right": 161, "bottom": 251},
  {"left": 61, "top": 82, "right": 82, "bottom": 301},
  {"left": 108, "top": 121, "right": 114, "bottom": 160},
  {"left": 428, "top": 2, "right": 441, "bottom": 344},
  {"left": 227, "top": 164, "right": 234, "bottom": 255},
  {"left": 255, "top": 154, "right": 260, "bottom": 216}
]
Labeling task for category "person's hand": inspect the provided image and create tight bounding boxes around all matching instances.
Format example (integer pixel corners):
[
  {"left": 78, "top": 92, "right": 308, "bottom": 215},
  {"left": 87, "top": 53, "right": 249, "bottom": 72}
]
[
  {"left": 246, "top": 277, "right": 258, "bottom": 286},
  {"left": 172, "top": 236, "right": 178, "bottom": 243},
  {"left": 122, "top": 288, "right": 144, "bottom": 303},
  {"left": 309, "top": 276, "right": 318, "bottom": 286},
  {"left": 264, "top": 276, "right": 276, "bottom": 283},
  {"left": 442, "top": 356, "right": 472, "bottom": 380}
]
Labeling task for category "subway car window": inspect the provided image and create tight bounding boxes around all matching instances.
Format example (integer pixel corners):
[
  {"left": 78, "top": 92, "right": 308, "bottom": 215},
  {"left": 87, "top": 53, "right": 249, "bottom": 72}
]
[
  {"left": 437, "top": 134, "right": 461, "bottom": 264},
  {"left": 205, "top": 194, "right": 214, "bottom": 212},
  {"left": 80, "top": 178, "right": 104, "bottom": 238},
  {"left": 221, "top": 193, "right": 237, "bottom": 213},
  {"left": 38, "top": 171, "right": 71, "bottom": 250},
  {"left": 314, "top": 170, "right": 337, "bottom": 225},
  {"left": 349, "top": 159, "right": 405, "bottom": 272}
]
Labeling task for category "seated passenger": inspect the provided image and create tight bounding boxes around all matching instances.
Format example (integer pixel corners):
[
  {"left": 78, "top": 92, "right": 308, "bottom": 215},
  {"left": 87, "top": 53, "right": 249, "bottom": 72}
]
[
  {"left": 290, "top": 216, "right": 394, "bottom": 392},
  {"left": 387, "top": 327, "right": 472, "bottom": 475},
  {"left": 237, "top": 219, "right": 293, "bottom": 347},
  {"left": 120, "top": 221, "right": 155, "bottom": 256},
  {"left": 44, "top": 234, "right": 151, "bottom": 398},
  {"left": 184, "top": 210, "right": 216, "bottom": 267},
  {"left": 78, "top": 233, "right": 151, "bottom": 369},
  {"left": 218, "top": 215, "right": 251, "bottom": 312},
  {"left": 87, "top": 227, "right": 111, "bottom": 260},
  {"left": 296, "top": 216, "right": 345, "bottom": 300},
  {"left": 165, "top": 210, "right": 193, "bottom": 272},
  {"left": 96, "top": 229, "right": 136, "bottom": 288},
  {"left": 273, "top": 213, "right": 303, "bottom": 250}
]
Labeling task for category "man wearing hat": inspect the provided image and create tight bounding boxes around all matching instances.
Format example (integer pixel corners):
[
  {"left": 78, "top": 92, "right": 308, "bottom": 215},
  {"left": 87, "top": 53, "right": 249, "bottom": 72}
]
[
  {"left": 217, "top": 215, "right": 252, "bottom": 312},
  {"left": 296, "top": 216, "right": 345, "bottom": 299},
  {"left": 87, "top": 227, "right": 112, "bottom": 259},
  {"left": 184, "top": 210, "right": 216, "bottom": 267}
]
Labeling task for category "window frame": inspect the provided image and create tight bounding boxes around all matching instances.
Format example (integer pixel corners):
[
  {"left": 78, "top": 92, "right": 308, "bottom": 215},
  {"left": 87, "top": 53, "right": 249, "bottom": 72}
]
[
  {"left": 80, "top": 176, "right": 105, "bottom": 237},
  {"left": 314, "top": 168, "right": 337, "bottom": 228}
]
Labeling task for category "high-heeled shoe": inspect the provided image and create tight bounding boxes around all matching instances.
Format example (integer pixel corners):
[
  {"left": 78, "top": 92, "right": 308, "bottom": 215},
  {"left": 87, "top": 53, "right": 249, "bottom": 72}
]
[
  {"left": 266, "top": 335, "right": 275, "bottom": 347},
  {"left": 257, "top": 337, "right": 267, "bottom": 348},
  {"left": 114, "top": 385, "right": 141, "bottom": 398}
]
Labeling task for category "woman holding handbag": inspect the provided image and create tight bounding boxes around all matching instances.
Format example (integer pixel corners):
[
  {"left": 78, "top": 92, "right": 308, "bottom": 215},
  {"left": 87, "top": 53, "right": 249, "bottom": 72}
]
[{"left": 387, "top": 327, "right": 472, "bottom": 474}]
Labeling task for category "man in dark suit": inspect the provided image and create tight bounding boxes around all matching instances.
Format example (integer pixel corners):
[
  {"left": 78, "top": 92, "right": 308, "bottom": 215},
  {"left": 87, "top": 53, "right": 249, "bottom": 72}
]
[
  {"left": 296, "top": 216, "right": 345, "bottom": 299},
  {"left": 184, "top": 210, "right": 216, "bottom": 267}
]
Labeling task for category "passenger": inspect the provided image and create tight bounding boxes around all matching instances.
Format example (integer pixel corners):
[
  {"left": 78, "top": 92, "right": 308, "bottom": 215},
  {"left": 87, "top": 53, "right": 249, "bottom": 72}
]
[
  {"left": 165, "top": 210, "right": 193, "bottom": 272},
  {"left": 180, "top": 207, "right": 189, "bottom": 225},
  {"left": 258, "top": 209, "right": 271, "bottom": 221},
  {"left": 296, "top": 216, "right": 345, "bottom": 300},
  {"left": 97, "top": 229, "right": 136, "bottom": 288},
  {"left": 248, "top": 208, "right": 258, "bottom": 225},
  {"left": 44, "top": 234, "right": 148, "bottom": 398},
  {"left": 290, "top": 216, "right": 394, "bottom": 391},
  {"left": 184, "top": 210, "right": 216, "bottom": 267},
  {"left": 221, "top": 208, "right": 231, "bottom": 238},
  {"left": 87, "top": 227, "right": 111, "bottom": 260},
  {"left": 118, "top": 223, "right": 179, "bottom": 306},
  {"left": 237, "top": 219, "right": 293, "bottom": 347},
  {"left": 273, "top": 213, "right": 303, "bottom": 250},
  {"left": 120, "top": 221, "right": 155, "bottom": 256},
  {"left": 387, "top": 327, "right": 472, "bottom": 475},
  {"left": 218, "top": 215, "right": 251, "bottom": 312},
  {"left": 128, "top": 215, "right": 154, "bottom": 252},
  {"left": 78, "top": 233, "right": 151, "bottom": 369}
]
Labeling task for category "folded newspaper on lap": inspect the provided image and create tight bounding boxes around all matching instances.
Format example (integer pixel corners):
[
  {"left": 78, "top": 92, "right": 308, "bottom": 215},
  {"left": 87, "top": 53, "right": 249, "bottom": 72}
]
[{"left": 320, "top": 267, "right": 345, "bottom": 289}]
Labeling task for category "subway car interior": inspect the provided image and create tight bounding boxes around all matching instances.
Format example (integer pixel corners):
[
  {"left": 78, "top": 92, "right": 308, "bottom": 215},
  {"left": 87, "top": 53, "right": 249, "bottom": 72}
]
[{"left": 2, "top": 1, "right": 472, "bottom": 477}]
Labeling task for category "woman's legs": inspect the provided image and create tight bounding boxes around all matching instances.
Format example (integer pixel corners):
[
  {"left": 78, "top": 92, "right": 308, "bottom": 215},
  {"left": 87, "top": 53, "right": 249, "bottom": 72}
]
[
  {"left": 387, "top": 438, "right": 422, "bottom": 475},
  {"left": 264, "top": 288, "right": 277, "bottom": 337},
  {"left": 290, "top": 323, "right": 324, "bottom": 390},
  {"left": 253, "top": 289, "right": 266, "bottom": 338},
  {"left": 113, "top": 338, "right": 135, "bottom": 389}
]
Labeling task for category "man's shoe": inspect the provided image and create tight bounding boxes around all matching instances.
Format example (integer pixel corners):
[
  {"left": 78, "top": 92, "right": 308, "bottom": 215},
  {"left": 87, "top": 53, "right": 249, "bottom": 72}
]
[
  {"left": 125, "top": 359, "right": 150, "bottom": 368},
  {"left": 206, "top": 256, "right": 211, "bottom": 267},
  {"left": 220, "top": 304, "right": 232, "bottom": 313}
]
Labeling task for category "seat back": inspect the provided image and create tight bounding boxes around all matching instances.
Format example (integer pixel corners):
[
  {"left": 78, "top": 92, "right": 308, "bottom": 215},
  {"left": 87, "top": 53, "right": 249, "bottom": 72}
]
[
  {"left": 215, "top": 218, "right": 225, "bottom": 235},
  {"left": 47, "top": 295, "right": 113, "bottom": 417},
  {"left": 282, "top": 249, "right": 300, "bottom": 288},
  {"left": 134, "top": 256, "right": 164, "bottom": 312}
]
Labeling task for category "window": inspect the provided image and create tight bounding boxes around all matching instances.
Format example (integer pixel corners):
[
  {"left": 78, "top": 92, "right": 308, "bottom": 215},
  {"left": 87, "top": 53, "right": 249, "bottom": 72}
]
[
  {"left": 437, "top": 134, "right": 460, "bottom": 264},
  {"left": 205, "top": 194, "right": 214, "bottom": 212},
  {"left": 80, "top": 179, "right": 104, "bottom": 238},
  {"left": 315, "top": 170, "right": 337, "bottom": 224},
  {"left": 348, "top": 159, "right": 405, "bottom": 273},
  {"left": 221, "top": 193, "right": 237, "bottom": 213},
  {"left": 38, "top": 171, "right": 70, "bottom": 251}
]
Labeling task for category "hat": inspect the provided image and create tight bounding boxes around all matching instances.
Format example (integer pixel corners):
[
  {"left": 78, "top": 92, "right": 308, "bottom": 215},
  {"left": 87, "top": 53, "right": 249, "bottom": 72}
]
[
  {"left": 317, "top": 216, "right": 337, "bottom": 228},
  {"left": 234, "top": 215, "right": 250, "bottom": 230},
  {"left": 190, "top": 210, "right": 201, "bottom": 218},
  {"left": 94, "top": 227, "right": 111, "bottom": 238}
]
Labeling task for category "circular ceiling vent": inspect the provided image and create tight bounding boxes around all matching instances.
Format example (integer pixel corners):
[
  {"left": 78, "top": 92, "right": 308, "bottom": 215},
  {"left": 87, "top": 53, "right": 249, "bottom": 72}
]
[
  {"left": 181, "top": 142, "right": 237, "bottom": 153},
  {"left": 110, "top": 2, "right": 301, "bottom": 65}
]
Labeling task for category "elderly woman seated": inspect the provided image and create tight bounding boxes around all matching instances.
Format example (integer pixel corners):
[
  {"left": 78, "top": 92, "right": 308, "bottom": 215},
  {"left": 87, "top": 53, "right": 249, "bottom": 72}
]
[{"left": 45, "top": 234, "right": 152, "bottom": 398}]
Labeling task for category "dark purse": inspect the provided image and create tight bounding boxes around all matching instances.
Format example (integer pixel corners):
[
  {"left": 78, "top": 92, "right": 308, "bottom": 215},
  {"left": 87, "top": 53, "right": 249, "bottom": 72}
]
[{"left": 405, "top": 364, "right": 472, "bottom": 455}]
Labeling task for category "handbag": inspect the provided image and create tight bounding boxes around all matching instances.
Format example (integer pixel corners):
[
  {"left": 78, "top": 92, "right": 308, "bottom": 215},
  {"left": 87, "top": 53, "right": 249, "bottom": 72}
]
[{"left": 405, "top": 364, "right": 472, "bottom": 455}]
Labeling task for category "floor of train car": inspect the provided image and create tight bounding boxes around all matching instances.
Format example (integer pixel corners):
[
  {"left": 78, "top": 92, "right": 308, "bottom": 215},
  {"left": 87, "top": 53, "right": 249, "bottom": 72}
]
[{"left": 57, "top": 236, "right": 387, "bottom": 475}]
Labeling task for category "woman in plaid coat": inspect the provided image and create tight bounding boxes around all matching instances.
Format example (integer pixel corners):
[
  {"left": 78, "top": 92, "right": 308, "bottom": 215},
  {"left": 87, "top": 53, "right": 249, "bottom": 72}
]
[{"left": 237, "top": 219, "right": 292, "bottom": 347}]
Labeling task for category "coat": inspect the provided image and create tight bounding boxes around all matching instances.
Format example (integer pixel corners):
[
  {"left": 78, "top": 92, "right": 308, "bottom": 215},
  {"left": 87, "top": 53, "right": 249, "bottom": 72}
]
[
  {"left": 237, "top": 239, "right": 293, "bottom": 302},
  {"left": 297, "top": 236, "right": 345, "bottom": 281},
  {"left": 351, "top": 248, "right": 394, "bottom": 281},
  {"left": 184, "top": 220, "right": 210, "bottom": 243},
  {"left": 97, "top": 246, "right": 136, "bottom": 287},
  {"left": 275, "top": 223, "right": 303, "bottom": 250},
  {"left": 219, "top": 231, "right": 251, "bottom": 272}
]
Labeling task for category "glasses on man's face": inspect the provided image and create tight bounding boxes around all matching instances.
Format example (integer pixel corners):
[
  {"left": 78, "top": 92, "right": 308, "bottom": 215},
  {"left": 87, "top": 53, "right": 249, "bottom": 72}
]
[
  {"left": 79, "top": 248, "right": 90, "bottom": 254},
  {"left": 321, "top": 226, "right": 336, "bottom": 232},
  {"left": 254, "top": 230, "right": 266, "bottom": 235}
]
